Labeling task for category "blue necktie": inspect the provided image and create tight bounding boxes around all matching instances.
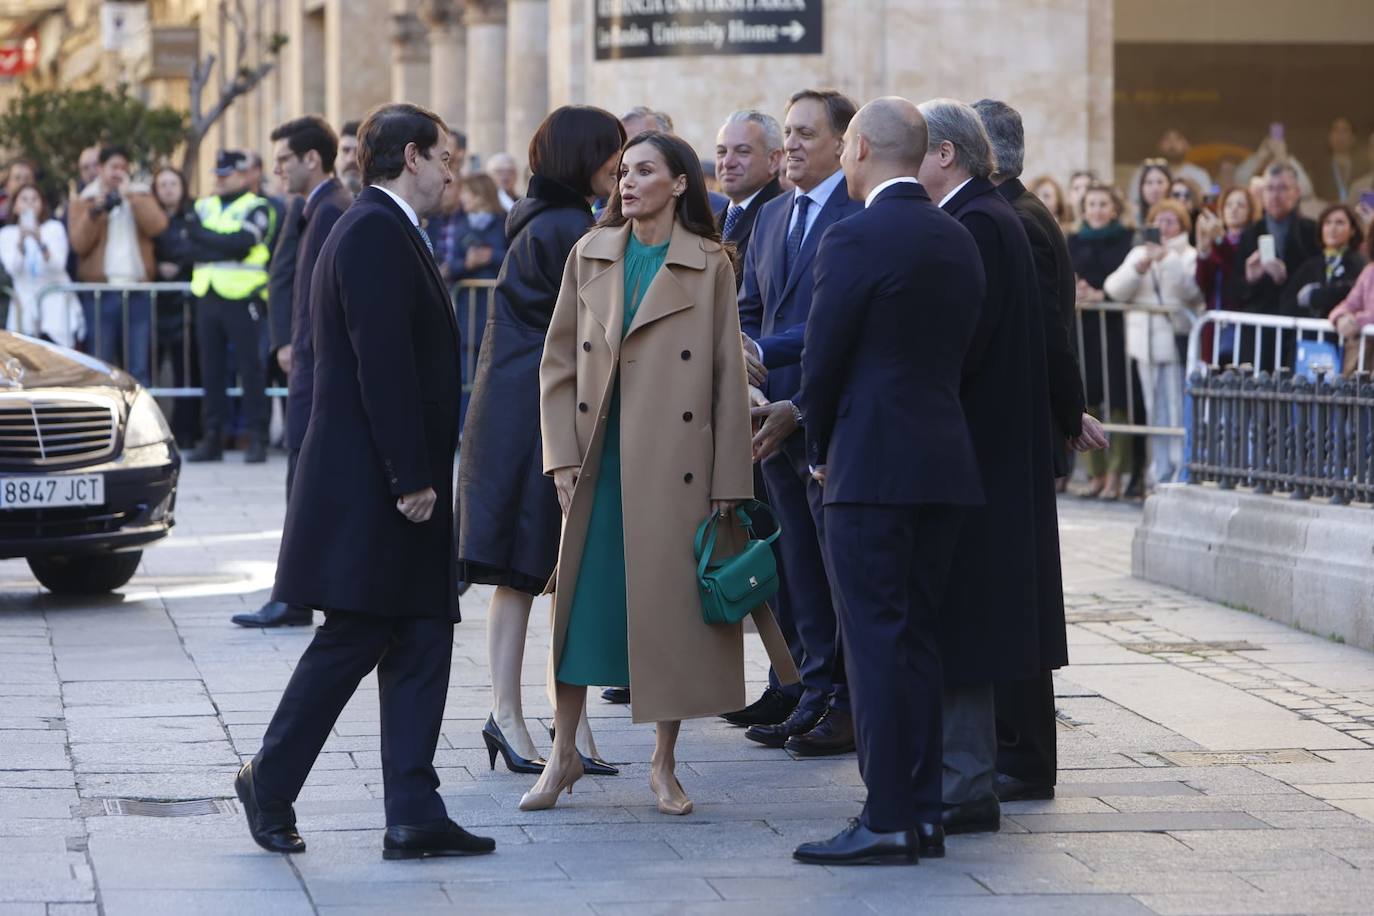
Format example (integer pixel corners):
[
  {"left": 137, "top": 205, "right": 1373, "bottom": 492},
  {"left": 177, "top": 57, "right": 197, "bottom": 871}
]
[
  {"left": 417, "top": 225, "right": 435, "bottom": 257},
  {"left": 722, "top": 204, "right": 744, "bottom": 240},
  {"left": 785, "top": 195, "right": 811, "bottom": 277}
]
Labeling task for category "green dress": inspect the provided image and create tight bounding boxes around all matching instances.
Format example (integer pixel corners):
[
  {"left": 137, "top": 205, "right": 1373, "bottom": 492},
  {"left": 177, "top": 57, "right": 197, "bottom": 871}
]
[{"left": 557, "top": 234, "right": 669, "bottom": 686}]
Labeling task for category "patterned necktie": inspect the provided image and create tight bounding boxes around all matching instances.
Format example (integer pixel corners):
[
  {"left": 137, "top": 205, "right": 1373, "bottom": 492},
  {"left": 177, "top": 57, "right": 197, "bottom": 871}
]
[
  {"left": 417, "top": 225, "right": 435, "bottom": 257},
  {"left": 784, "top": 195, "right": 811, "bottom": 277},
  {"left": 722, "top": 204, "right": 744, "bottom": 240}
]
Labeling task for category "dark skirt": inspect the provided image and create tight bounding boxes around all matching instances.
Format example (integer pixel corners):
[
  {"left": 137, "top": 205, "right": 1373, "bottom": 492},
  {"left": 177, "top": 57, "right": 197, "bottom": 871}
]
[{"left": 456, "top": 315, "right": 561, "bottom": 596}]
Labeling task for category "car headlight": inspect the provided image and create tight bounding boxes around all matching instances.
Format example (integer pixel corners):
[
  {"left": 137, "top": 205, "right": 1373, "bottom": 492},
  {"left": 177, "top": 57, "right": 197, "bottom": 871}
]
[{"left": 124, "top": 389, "right": 173, "bottom": 448}]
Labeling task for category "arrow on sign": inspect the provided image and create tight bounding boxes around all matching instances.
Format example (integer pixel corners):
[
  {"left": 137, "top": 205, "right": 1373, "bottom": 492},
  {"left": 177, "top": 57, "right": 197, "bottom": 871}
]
[{"left": 780, "top": 20, "right": 806, "bottom": 43}]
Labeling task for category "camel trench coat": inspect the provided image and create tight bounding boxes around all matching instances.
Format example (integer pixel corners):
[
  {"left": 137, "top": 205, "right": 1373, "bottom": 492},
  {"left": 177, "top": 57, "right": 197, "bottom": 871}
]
[{"left": 539, "top": 220, "right": 799, "bottom": 724}]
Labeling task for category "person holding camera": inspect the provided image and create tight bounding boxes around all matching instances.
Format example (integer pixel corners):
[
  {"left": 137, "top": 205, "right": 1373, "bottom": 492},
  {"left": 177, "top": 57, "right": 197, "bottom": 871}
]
[{"left": 68, "top": 145, "right": 169, "bottom": 382}]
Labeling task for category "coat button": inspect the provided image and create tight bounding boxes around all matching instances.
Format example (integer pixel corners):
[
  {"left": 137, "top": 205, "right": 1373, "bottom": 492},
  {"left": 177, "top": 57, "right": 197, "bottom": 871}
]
[
  {"left": 681, "top": 349, "right": 691, "bottom": 360},
  {"left": 682, "top": 411, "right": 693, "bottom": 422},
  {"left": 582, "top": 341, "right": 591, "bottom": 351},
  {"left": 684, "top": 472, "right": 694, "bottom": 484},
  {"left": 578, "top": 402, "right": 588, "bottom": 413}
]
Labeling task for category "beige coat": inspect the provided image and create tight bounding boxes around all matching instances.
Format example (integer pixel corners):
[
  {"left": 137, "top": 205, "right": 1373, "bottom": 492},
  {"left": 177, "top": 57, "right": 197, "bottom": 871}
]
[{"left": 539, "top": 220, "right": 798, "bottom": 724}]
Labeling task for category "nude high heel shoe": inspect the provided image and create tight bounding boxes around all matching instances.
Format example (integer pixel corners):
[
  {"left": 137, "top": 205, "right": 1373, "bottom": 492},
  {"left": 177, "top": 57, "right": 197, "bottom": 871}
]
[
  {"left": 650, "top": 770, "right": 694, "bottom": 816},
  {"left": 518, "top": 752, "right": 584, "bottom": 812}
]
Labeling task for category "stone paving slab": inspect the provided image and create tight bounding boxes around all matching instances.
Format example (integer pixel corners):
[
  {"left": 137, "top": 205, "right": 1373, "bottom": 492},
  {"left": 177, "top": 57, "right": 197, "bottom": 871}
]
[{"left": 3, "top": 460, "right": 1374, "bottom": 913}]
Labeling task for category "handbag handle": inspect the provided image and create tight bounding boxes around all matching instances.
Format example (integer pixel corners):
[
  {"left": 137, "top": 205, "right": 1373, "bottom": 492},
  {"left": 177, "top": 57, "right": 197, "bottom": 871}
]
[{"left": 693, "top": 499, "right": 781, "bottom": 583}]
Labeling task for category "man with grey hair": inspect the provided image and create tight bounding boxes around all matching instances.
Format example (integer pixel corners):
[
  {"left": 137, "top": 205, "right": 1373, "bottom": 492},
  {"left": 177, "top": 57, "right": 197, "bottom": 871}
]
[
  {"left": 916, "top": 97, "right": 1057, "bottom": 836},
  {"left": 973, "top": 98, "right": 1107, "bottom": 805},
  {"left": 484, "top": 152, "right": 520, "bottom": 211},
  {"left": 620, "top": 105, "right": 673, "bottom": 136},
  {"left": 714, "top": 110, "right": 785, "bottom": 287}
]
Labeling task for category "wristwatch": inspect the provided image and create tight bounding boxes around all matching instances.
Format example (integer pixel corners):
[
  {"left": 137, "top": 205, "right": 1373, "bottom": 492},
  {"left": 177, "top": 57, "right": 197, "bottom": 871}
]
[{"left": 790, "top": 402, "right": 804, "bottom": 427}]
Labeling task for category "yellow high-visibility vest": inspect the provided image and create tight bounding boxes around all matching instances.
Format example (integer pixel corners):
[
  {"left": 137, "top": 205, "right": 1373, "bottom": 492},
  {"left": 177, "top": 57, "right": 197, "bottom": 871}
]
[{"left": 190, "top": 192, "right": 273, "bottom": 300}]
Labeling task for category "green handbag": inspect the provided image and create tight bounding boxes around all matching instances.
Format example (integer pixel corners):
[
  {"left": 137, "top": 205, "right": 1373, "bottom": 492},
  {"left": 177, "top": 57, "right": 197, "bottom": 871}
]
[{"left": 693, "top": 499, "right": 781, "bottom": 626}]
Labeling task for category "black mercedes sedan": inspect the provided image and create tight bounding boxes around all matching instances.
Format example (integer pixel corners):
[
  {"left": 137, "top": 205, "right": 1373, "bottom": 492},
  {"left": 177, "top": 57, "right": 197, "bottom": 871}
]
[{"left": 0, "top": 331, "right": 179, "bottom": 594}]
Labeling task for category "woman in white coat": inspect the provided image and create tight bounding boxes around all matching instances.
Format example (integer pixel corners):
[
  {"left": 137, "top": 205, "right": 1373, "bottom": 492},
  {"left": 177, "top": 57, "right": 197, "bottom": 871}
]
[
  {"left": 0, "top": 185, "right": 84, "bottom": 348},
  {"left": 1105, "top": 198, "right": 1202, "bottom": 488}
]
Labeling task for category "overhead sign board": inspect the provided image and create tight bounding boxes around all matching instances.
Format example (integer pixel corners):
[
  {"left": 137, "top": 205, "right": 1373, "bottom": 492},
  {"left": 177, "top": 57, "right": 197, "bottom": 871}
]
[
  {"left": 149, "top": 26, "right": 200, "bottom": 79},
  {"left": 594, "top": 0, "right": 823, "bottom": 60}
]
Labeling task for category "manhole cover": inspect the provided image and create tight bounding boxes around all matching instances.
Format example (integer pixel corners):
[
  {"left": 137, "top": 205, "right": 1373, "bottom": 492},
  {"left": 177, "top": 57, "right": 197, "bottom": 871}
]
[
  {"left": 102, "top": 798, "right": 236, "bottom": 817},
  {"left": 1125, "top": 641, "right": 1262, "bottom": 655},
  {"left": 1066, "top": 610, "right": 1150, "bottom": 624},
  {"left": 1155, "top": 749, "right": 1324, "bottom": 766}
]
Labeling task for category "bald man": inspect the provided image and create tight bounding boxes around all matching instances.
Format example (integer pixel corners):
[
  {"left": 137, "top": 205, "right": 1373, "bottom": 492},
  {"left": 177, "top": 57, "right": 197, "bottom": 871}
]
[{"left": 793, "top": 98, "right": 986, "bottom": 866}]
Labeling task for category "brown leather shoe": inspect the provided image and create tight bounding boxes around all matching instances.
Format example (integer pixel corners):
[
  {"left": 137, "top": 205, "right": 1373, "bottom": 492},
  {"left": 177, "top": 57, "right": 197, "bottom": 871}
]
[{"left": 784, "top": 708, "right": 855, "bottom": 756}]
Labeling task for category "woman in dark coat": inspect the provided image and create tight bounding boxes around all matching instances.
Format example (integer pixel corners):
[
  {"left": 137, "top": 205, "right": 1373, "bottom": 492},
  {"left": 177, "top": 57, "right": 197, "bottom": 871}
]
[
  {"left": 457, "top": 106, "right": 625, "bottom": 775},
  {"left": 445, "top": 173, "right": 509, "bottom": 430},
  {"left": 1068, "top": 183, "right": 1135, "bottom": 499},
  {"left": 151, "top": 166, "right": 200, "bottom": 447},
  {"left": 1281, "top": 202, "right": 1367, "bottom": 320}
]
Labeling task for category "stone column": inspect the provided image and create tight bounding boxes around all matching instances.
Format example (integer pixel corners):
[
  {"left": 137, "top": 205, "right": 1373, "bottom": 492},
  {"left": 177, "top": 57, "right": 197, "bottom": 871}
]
[
  {"left": 390, "top": 0, "right": 432, "bottom": 107},
  {"left": 325, "top": 0, "right": 392, "bottom": 130},
  {"left": 421, "top": 0, "right": 467, "bottom": 131},
  {"left": 546, "top": 0, "right": 586, "bottom": 108},
  {"left": 464, "top": 0, "right": 507, "bottom": 164},
  {"left": 505, "top": 0, "right": 548, "bottom": 174}
]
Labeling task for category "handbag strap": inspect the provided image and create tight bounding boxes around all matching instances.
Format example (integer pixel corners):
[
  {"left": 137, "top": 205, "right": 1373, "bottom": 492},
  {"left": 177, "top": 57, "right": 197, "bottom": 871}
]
[{"left": 694, "top": 499, "right": 783, "bottom": 581}]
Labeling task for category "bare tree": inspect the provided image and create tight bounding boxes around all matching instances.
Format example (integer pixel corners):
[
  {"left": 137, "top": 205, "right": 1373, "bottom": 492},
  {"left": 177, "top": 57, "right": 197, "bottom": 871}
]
[{"left": 182, "top": 0, "right": 288, "bottom": 179}]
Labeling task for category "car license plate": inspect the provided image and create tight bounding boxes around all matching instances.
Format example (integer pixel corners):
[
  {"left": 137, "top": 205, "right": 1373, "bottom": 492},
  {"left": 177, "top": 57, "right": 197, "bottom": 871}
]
[{"left": 0, "top": 475, "right": 105, "bottom": 509}]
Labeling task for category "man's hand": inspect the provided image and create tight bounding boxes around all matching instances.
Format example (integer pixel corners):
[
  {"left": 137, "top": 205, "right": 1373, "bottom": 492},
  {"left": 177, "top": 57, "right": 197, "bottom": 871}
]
[
  {"left": 1244, "top": 249, "right": 1266, "bottom": 285},
  {"left": 811, "top": 465, "right": 828, "bottom": 487},
  {"left": 465, "top": 246, "right": 493, "bottom": 270},
  {"left": 553, "top": 467, "right": 579, "bottom": 515},
  {"left": 396, "top": 486, "right": 437, "bottom": 523},
  {"left": 741, "top": 332, "right": 767, "bottom": 387},
  {"left": 1263, "top": 257, "right": 1288, "bottom": 285},
  {"left": 711, "top": 499, "right": 740, "bottom": 517},
  {"left": 1070, "top": 413, "right": 1110, "bottom": 452},
  {"left": 276, "top": 344, "right": 293, "bottom": 375},
  {"left": 750, "top": 400, "right": 798, "bottom": 464}
]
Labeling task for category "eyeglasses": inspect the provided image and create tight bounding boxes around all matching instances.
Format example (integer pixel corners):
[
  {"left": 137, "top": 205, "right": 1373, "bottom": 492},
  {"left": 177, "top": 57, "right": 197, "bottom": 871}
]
[{"left": 1170, "top": 189, "right": 1193, "bottom": 200}]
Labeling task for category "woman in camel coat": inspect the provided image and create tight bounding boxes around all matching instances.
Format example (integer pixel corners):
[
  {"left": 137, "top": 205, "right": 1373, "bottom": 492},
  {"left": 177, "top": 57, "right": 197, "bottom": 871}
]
[{"left": 527, "top": 131, "right": 796, "bottom": 816}]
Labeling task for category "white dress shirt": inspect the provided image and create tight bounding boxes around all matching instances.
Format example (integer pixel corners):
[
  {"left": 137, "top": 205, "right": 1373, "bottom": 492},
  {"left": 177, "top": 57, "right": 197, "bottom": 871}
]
[
  {"left": 938, "top": 177, "right": 973, "bottom": 209},
  {"left": 787, "top": 167, "right": 846, "bottom": 242},
  {"left": 865, "top": 176, "right": 920, "bottom": 208},
  {"left": 373, "top": 184, "right": 420, "bottom": 227}
]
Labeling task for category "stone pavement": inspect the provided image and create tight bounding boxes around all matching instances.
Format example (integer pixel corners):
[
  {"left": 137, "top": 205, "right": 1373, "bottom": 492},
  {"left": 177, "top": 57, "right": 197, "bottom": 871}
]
[{"left": 3, "top": 457, "right": 1374, "bottom": 915}]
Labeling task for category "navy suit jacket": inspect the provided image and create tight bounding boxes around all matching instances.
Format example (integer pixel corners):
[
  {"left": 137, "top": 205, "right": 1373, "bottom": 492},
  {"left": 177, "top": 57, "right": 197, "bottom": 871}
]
[
  {"left": 714, "top": 176, "right": 784, "bottom": 289},
  {"left": 284, "top": 177, "right": 353, "bottom": 450},
  {"left": 797, "top": 182, "right": 985, "bottom": 507},
  {"left": 738, "top": 174, "right": 863, "bottom": 403}
]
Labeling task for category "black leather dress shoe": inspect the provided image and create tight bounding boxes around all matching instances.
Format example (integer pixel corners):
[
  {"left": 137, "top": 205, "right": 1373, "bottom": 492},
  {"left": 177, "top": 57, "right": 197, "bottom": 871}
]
[
  {"left": 721, "top": 687, "right": 797, "bottom": 727},
  {"left": 916, "top": 822, "right": 945, "bottom": 858},
  {"left": 382, "top": 818, "right": 495, "bottom": 860},
  {"left": 942, "top": 796, "right": 1001, "bottom": 835},
  {"left": 746, "top": 705, "right": 822, "bottom": 748},
  {"left": 231, "top": 602, "right": 313, "bottom": 628},
  {"left": 234, "top": 762, "right": 305, "bottom": 854},
  {"left": 785, "top": 708, "right": 855, "bottom": 756},
  {"left": 601, "top": 686, "right": 630, "bottom": 704},
  {"left": 994, "top": 772, "right": 1055, "bottom": 802},
  {"left": 794, "top": 819, "right": 919, "bottom": 866}
]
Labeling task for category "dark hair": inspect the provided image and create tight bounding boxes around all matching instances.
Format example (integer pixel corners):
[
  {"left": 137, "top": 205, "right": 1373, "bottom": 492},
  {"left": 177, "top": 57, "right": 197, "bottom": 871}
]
[
  {"left": 99, "top": 145, "right": 131, "bottom": 166},
  {"left": 599, "top": 131, "right": 731, "bottom": 265},
  {"left": 1316, "top": 202, "right": 1365, "bottom": 252},
  {"left": 785, "top": 88, "right": 857, "bottom": 137},
  {"left": 448, "top": 128, "right": 468, "bottom": 150},
  {"left": 271, "top": 115, "right": 339, "bottom": 173},
  {"left": 340, "top": 120, "right": 361, "bottom": 139},
  {"left": 6, "top": 183, "right": 49, "bottom": 225},
  {"left": 356, "top": 103, "right": 446, "bottom": 186},
  {"left": 153, "top": 166, "right": 190, "bottom": 214},
  {"left": 1136, "top": 161, "right": 1171, "bottom": 222},
  {"left": 459, "top": 173, "right": 503, "bottom": 215},
  {"left": 528, "top": 105, "right": 625, "bottom": 198}
]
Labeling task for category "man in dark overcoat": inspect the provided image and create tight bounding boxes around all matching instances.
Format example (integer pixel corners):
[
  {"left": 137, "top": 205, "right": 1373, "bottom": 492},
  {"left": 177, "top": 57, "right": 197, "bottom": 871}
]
[
  {"left": 916, "top": 97, "right": 1063, "bottom": 836},
  {"left": 234, "top": 103, "right": 494, "bottom": 861},
  {"left": 974, "top": 99, "right": 1109, "bottom": 803}
]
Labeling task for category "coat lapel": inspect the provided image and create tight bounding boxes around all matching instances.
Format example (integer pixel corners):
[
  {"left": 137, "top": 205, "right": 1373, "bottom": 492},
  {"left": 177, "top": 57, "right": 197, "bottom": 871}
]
[{"left": 578, "top": 223, "right": 628, "bottom": 355}]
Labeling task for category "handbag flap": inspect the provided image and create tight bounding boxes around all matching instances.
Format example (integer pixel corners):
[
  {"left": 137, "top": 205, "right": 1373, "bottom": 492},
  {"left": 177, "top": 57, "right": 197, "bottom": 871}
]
[{"left": 705, "top": 540, "right": 778, "bottom": 602}]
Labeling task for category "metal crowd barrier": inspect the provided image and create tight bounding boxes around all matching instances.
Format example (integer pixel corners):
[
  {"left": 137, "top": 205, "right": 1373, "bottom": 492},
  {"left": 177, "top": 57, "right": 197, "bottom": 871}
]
[
  {"left": 34, "top": 279, "right": 498, "bottom": 399},
  {"left": 1186, "top": 366, "right": 1374, "bottom": 506},
  {"left": 1073, "top": 300, "right": 1197, "bottom": 439},
  {"left": 1184, "top": 309, "right": 1356, "bottom": 379}
]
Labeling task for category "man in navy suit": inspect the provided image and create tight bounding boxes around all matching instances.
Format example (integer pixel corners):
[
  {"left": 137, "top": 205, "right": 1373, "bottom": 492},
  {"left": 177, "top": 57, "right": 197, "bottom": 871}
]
[
  {"left": 236, "top": 103, "right": 494, "bottom": 861},
  {"left": 738, "top": 89, "right": 863, "bottom": 755},
  {"left": 236, "top": 115, "right": 355, "bottom": 629},
  {"left": 793, "top": 97, "right": 985, "bottom": 866}
]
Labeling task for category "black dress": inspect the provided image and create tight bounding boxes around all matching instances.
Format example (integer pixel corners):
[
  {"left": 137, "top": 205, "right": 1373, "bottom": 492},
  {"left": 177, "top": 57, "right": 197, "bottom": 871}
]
[
  {"left": 457, "top": 177, "right": 593, "bottom": 595},
  {"left": 1067, "top": 225, "right": 1134, "bottom": 413}
]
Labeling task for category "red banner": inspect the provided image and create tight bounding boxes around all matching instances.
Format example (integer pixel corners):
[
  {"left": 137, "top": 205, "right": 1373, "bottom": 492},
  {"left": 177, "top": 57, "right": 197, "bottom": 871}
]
[{"left": 0, "top": 36, "right": 39, "bottom": 78}]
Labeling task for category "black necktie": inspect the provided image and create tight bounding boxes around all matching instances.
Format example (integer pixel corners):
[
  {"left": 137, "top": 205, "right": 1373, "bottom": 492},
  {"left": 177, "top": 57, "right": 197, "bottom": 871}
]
[{"left": 785, "top": 195, "right": 811, "bottom": 277}]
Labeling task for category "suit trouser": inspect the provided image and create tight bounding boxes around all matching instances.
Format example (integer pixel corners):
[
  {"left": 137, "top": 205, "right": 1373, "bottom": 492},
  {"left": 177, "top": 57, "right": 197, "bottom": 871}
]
[
  {"left": 942, "top": 683, "right": 998, "bottom": 806},
  {"left": 762, "top": 442, "right": 848, "bottom": 714},
  {"left": 195, "top": 291, "right": 268, "bottom": 442},
  {"left": 826, "top": 503, "right": 958, "bottom": 832},
  {"left": 995, "top": 670, "right": 1058, "bottom": 784},
  {"left": 253, "top": 610, "right": 453, "bottom": 826},
  {"left": 285, "top": 448, "right": 299, "bottom": 501}
]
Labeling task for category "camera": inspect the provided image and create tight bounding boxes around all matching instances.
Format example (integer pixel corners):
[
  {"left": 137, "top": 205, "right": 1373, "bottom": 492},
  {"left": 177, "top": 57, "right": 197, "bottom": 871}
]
[{"left": 94, "top": 190, "right": 122, "bottom": 214}]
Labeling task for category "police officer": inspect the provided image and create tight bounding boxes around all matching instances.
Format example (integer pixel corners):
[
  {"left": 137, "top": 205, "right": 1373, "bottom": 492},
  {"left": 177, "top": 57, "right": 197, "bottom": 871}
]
[{"left": 187, "top": 150, "right": 277, "bottom": 463}]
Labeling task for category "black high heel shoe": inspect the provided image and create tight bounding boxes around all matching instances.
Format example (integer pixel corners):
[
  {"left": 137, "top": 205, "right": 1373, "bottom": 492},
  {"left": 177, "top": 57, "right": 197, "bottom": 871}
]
[
  {"left": 482, "top": 714, "right": 545, "bottom": 775},
  {"left": 547, "top": 725, "right": 620, "bottom": 776}
]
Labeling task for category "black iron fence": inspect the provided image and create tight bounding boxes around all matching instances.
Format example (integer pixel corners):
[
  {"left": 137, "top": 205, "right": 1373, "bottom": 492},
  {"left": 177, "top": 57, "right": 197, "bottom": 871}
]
[{"left": 1186, "top": 366, "right": 1374, "bottom": 506}]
